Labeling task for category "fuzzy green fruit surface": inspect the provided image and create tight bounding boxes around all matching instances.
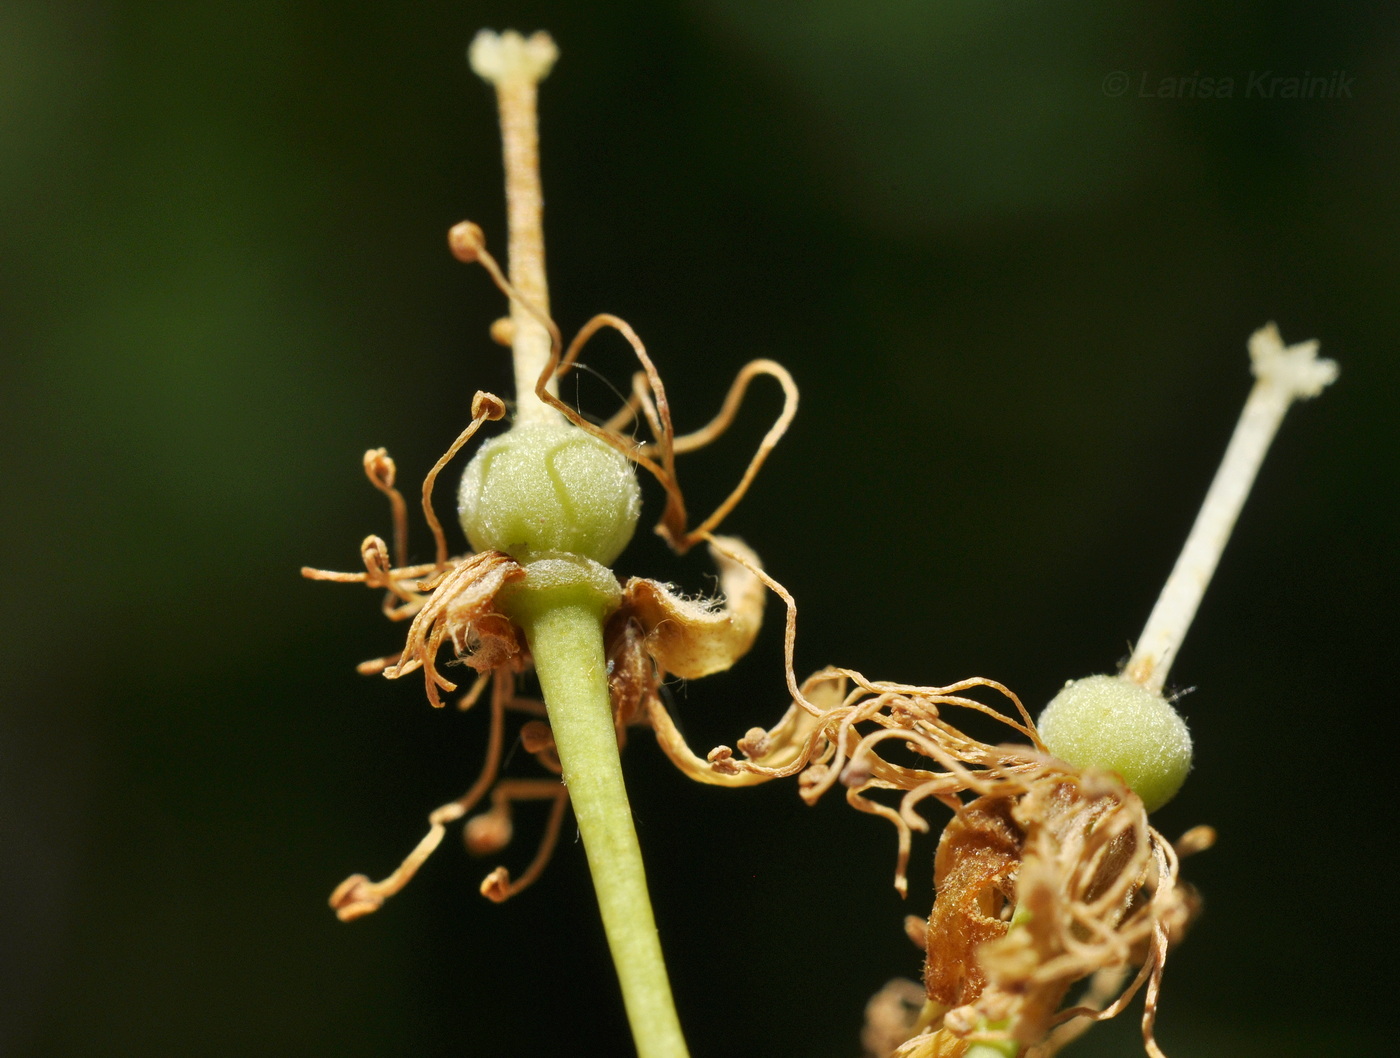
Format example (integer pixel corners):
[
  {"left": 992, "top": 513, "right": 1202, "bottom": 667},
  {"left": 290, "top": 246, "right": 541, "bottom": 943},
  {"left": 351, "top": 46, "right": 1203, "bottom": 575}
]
[
  {"left": 1037, "top": 674, "right": 1193, "bottom": 812},
  {"left": 458, "top": 421, "right": 641, "bottom": 565}
]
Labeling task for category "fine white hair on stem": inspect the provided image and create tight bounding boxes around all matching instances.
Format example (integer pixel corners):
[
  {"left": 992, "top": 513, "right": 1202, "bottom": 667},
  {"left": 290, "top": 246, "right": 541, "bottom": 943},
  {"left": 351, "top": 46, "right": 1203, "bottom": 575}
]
[{"left": 1124, "top": 323, "right": 1338, "bottom": 693}]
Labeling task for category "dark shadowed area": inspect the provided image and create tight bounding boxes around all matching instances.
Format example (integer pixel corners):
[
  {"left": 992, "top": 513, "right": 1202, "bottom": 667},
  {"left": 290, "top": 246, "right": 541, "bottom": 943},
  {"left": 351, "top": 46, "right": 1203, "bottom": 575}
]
[{"left": 3, "top": 1, "right": 1395, "bottom": 1056}]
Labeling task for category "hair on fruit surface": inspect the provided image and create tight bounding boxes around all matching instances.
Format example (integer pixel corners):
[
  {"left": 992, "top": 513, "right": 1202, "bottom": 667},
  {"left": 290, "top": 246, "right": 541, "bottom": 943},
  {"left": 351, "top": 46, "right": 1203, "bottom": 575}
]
[{"left": 1037, "top": 675, "right": 1192, "bottom": 814}]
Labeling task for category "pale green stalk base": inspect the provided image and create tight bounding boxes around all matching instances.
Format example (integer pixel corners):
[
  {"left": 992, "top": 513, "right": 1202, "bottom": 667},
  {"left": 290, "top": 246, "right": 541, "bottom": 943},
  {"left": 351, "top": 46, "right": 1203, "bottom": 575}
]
[{"left": 515, "top": 593, "right": 690, "bottom": 1058}]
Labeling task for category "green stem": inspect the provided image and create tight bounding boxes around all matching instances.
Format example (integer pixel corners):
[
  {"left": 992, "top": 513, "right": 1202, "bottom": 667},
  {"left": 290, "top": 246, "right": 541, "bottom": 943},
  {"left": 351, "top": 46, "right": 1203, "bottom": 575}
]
[
  {"left": 513, "top": 590, "right": 690, "bottom": 1058},
  {"left": 964, "top": 1013, "right": 1019, "bottom": 1058}
]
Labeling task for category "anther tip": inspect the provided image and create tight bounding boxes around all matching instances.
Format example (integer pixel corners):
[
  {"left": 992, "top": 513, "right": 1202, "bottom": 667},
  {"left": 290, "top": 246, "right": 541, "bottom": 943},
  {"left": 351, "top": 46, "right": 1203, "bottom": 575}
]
[
  {"left": 449, "top": 221, "right": 486, "bottom": 263},
  {"left": 471, "top": 391, "right": 507, "bottom": 421}
]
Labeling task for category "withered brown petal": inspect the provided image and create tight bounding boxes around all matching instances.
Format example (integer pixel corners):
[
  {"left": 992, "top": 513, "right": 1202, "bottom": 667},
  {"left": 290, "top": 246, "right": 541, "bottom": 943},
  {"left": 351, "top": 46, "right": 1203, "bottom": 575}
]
[
  {"left": 925, "top": 796, "right": 1023, "bottom": 1008},
  {"left": 622, "top": 535, "right": 763, "bottom": 679}
]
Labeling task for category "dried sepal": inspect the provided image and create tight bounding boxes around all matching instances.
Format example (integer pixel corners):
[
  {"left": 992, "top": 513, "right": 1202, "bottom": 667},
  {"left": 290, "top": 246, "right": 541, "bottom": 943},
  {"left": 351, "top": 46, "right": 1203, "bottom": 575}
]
[
  {"left": 595, "top": 614, "right": 653, "bottom": 753},
  {"left": 934, "top": 773, "right": 1150, "bottom": 1047},
  {"left": 621, "top": 535, "right": 764, "bottom": 680},
  {"left": 924, "top": 797, "right": 1022, "bottom": 1008},
  {"left": 383, "top": 550, "right": 527, "bottom": 707}
]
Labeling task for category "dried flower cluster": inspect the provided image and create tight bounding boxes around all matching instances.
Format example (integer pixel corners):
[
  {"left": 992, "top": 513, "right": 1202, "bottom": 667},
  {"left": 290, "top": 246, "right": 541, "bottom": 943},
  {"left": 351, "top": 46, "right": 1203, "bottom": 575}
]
[
  {"left": 303, "top": 223, "right": 792, "bottom": 920},
  {"left": 656, "top": 641, "right": 1211, "bottom": 1056}
]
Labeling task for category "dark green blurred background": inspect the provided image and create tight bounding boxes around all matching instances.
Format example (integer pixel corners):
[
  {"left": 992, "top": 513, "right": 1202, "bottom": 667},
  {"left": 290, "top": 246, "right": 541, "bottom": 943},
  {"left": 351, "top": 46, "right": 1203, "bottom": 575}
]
[{"left": 3, "top": 2, "right": 1396, "bottom": 1055}]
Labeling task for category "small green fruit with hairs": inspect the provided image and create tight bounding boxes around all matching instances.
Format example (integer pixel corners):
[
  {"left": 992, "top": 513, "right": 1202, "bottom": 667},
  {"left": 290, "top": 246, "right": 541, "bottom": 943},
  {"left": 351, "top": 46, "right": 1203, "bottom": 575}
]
[
  {"left": 1037, "top": 674, "right": 1193, "bottom": 812},
  {"left": 458, "top": 421, "right": 641, "bottom": 565}
]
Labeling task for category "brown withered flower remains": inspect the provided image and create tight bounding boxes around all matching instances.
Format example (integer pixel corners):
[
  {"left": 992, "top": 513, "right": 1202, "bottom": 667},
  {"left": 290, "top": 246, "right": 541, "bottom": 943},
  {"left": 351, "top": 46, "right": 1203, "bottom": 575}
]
[
  {"left": 303, "top": 219, "right": 796, "bottom": 920},
  {"left": 653, "top": 640, "right": 1213, "bottom": 1057}
]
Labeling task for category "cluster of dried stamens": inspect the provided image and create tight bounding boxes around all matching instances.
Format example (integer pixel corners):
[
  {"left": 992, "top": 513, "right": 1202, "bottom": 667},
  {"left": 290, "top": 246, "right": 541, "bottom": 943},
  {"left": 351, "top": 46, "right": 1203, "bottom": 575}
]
[
  {"left": 651, "top": 633, "right": 1211, "bottom": 1056},
  {"left": 302, "top": 221, "right": 793, "bottom": 920}
]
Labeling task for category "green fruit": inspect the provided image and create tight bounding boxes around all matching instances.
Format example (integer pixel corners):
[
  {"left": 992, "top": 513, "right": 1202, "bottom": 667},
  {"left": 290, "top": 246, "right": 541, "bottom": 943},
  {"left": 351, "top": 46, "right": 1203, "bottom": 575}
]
[
  {"left": 458, "top": 421, "right": 640, "bottom": 565},
  {"left": 1037, "top": 674, "right": 1193, "bottom": 812}
]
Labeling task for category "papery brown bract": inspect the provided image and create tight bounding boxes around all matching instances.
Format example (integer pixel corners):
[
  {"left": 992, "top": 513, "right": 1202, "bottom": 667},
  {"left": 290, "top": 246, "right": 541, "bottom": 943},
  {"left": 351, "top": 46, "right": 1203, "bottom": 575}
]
[{"left": 924, "top": 797, "right": 1021, "bottom": 1009}]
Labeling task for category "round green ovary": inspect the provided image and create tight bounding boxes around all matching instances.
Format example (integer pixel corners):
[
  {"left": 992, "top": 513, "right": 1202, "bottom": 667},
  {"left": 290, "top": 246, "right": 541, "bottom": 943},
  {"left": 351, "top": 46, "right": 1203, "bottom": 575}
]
[
  {"left": 1037, "top": 674, "right": 1193, "bottom": 812},
  {"left": 458, "top": 421, "right": 640, "bottom": 565}
]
